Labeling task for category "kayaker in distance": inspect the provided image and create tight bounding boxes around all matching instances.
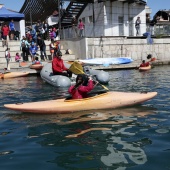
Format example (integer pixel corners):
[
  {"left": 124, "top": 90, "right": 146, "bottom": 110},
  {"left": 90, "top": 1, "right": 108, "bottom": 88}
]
[
  {"left": 68, "top": 74, "right": 97, "bottom": 99},
  {"left": 52, "top": 51, "right": 72, "bottom": 77},
  {"left": 147, "top": 54, "right": 156, "bottom": 65},
  {"left": 139, "top": 60, "right": 150, "bottom": 67},
  {"left": 32, "top": 57, "right": 42, "bottom": 65}
]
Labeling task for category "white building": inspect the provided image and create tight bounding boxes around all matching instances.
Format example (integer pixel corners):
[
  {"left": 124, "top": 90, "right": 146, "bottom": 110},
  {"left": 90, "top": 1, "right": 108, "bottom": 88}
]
[{"left": 78, "top": 0, "right": 147, "bottom": 37}]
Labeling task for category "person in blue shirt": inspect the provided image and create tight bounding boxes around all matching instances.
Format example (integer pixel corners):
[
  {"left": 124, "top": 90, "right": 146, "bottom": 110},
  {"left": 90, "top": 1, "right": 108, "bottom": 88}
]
[
  {"left": 29, "top": 42, "right": 38, "bottom": 62},
  {"left": 29, "top": 26, "right": 37, "bottom": 43},
  {"left": 9, "top": 19, "right": 15, "bottom": 40}
]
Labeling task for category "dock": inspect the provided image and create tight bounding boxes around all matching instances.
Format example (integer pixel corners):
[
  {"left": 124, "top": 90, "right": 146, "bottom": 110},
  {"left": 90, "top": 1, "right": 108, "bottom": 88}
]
[{"left": 0, "top": 59, "right": 167, "bottom": 76}]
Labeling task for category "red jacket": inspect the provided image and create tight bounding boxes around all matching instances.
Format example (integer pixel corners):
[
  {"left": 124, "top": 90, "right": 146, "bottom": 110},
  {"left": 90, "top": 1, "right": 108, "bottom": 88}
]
[
  {"left": 2, "top": 26, "right": 9, "bottom": 36},
  {"left": 140, "top": 62, "right": 150, "bottom": 67},
  {"left": 52, "top": 57, "right": 68, "bottom": 74},
  {"left": 68, "top": 80, "right": 94, "bottom": 99}
]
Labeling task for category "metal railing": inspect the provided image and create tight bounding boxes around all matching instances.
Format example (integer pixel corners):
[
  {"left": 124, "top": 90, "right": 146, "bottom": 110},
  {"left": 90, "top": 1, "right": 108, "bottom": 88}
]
[{"left": 59, "top": 23, "right": 170, "bottom": 39}]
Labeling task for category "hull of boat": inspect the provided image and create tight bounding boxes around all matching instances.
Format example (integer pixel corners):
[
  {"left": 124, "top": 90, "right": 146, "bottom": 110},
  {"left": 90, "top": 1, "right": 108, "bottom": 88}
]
[
  {"left": 139, "top": 65, "right": 151, "bottom": 71},
  {"left": 0, "top": 72, "right": 29, "bottom": 79},
  {"left": 4, "top": 91, "right": 157, "bottom": 114}
]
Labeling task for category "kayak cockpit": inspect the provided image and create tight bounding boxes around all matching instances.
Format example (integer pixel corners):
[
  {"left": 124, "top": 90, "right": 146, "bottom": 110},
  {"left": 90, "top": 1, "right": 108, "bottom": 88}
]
[{"left": 65, "top": 91, "right": 108, "bottom": 102}]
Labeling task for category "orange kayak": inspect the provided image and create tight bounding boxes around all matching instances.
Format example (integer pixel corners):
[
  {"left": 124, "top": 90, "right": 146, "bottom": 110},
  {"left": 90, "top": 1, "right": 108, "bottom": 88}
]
[
  {"left": 0, "top": 72, "right": 29, "bottom": 79},
  {"left": 4, "top": 91, "right": 157, "bottom": 114},
  {"left": 30, "top": 64, "right": 43, "bottom": 70},
  {"left": 139, "top": 65, "right": 151, "bottom": 71}
]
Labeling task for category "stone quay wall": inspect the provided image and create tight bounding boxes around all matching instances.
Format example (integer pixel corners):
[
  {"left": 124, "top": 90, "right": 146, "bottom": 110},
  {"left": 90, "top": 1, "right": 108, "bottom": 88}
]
[{"left": 61, "top": 37, "right": 170, "bottom": 64}]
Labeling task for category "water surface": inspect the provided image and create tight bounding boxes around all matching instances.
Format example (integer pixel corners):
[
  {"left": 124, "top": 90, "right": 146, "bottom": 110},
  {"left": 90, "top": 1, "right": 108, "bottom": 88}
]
[{"left": 0, "top": 66, "right": 170, "bottom": 170}]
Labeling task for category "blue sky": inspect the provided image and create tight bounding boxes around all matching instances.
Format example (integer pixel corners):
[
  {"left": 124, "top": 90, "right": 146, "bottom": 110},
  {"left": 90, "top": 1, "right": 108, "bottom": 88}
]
[
  {"left": 146, "top": 0, "right": 170, "bottom": 18},
  {"left": 1, "top": 0, "right": 170, "bottom": 19}
]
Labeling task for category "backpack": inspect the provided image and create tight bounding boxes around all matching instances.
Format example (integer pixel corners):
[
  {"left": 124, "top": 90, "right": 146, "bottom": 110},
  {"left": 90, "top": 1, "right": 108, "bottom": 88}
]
[{"left": 21, "top": 40, "right": 26, "bottom": 48}]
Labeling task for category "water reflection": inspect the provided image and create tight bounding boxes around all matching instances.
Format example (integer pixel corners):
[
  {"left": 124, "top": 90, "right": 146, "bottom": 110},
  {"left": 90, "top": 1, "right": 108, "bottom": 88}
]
[{"left": 6, "top": 106, "right": 157, "bottom": 169}]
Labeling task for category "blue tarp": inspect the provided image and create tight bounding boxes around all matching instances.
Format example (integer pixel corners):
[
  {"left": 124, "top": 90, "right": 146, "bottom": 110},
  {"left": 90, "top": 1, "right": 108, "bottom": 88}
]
[{"left": 0, "top": 7, "right": 24, "bottom": 20}]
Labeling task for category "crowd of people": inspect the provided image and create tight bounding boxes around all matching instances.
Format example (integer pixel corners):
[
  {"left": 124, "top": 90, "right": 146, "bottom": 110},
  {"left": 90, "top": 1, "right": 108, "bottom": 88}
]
[{"left": 1, "top": 18, "right": 62, "bottom": 70}]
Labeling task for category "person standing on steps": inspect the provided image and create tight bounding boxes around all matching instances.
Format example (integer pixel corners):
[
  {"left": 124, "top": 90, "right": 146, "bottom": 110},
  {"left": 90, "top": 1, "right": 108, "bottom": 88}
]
[
  {"left": 43, "top": 21, "right": 49, "bottom": 40},
  {"left": 2, "top": 23, "right": 9, "bottom": 47},
  {"left": 5, "top": 48, "right": 11, "bottom": 70},
  {"left": 29, "top": 42, "right": 38, "bottom": 62},
  {"left": 37, "top": 35, "right": 47, "bottom": 61},
  {"left": 20, "top": 36, "right": 30, "bottom": 61},
  {"left": 9, "top": 19, "right": 16, "bottom": 40}
]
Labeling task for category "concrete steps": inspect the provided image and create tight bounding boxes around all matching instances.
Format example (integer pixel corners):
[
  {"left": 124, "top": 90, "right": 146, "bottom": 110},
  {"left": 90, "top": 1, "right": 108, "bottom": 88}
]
[{"left": 0, "top": 40, "right": 76, "bottom": 66}]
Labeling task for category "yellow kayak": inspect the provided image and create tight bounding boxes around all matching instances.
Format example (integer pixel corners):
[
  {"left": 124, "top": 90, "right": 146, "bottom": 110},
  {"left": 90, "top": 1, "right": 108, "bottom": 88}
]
[
  {"left": 4, "top": 91, "right": 157, "bottom": 114},
  {"left": 0, "top": 72, "right": 29, "bottom": 79}
]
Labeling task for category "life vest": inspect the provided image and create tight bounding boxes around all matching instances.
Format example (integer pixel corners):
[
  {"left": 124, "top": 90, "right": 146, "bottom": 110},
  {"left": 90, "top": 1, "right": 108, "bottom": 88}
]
[{"left": 35, "top": 61, "right": 40, "bottom": 64}]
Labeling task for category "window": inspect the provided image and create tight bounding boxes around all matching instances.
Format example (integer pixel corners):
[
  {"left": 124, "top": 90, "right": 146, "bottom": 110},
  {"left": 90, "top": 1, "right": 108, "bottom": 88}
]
[
  {"left": 89, "top": 16, "right": 93, "bottom": 23},
  {"left": 82, "top": 17, "right": 85, "bottom": 23}
]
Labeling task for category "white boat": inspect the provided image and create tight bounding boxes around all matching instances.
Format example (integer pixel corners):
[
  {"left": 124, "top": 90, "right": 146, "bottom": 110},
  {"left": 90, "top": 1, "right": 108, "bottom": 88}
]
[{"left": 78, "top": 57, "right": 133, "bottom": 66}]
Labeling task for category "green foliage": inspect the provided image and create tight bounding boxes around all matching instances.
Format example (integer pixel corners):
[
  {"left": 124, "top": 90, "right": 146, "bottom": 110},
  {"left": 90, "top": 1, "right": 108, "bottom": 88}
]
[{"left": 155, "top": 34, "right": 164, "bottom": 38}]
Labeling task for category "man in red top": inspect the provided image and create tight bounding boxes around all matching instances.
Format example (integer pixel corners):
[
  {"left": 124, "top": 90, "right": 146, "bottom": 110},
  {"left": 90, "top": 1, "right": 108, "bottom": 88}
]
[
  {"left": 2, "top": 23, "right": 9, "bottom": 47},
  {"left": 52, "top": 51, "right": 72, "bottom": 77}
]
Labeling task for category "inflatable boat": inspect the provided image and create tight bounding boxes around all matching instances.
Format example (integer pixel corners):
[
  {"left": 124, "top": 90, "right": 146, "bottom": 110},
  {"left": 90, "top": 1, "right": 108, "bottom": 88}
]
[{"left": 40, "top": 63, "right": 110, "bottom": 87}]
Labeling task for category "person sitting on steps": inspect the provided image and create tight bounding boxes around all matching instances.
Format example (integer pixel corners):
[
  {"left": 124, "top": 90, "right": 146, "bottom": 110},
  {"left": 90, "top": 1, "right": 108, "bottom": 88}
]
[
  {"left": 15, "top": 52, "right": 22, "bottom": 67},
  {"left": 68, "top": 74, "right": 97, "bottom": 99}
]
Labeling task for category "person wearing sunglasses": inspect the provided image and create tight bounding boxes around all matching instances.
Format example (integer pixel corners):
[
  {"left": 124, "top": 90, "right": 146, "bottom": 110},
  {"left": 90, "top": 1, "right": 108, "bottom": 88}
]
[{"left": 52, "top": 51, "right": 72, "bottom": 77}]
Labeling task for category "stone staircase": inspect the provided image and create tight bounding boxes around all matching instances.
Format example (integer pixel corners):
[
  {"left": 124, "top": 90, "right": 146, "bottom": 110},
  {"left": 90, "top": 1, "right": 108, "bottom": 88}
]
[{"left": 0, "top": 40, "right": 76, "bottom": 69}]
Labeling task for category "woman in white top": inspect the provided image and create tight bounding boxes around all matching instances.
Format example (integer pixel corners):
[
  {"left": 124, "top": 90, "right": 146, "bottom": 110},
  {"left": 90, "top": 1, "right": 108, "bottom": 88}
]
[{"left": 5, "top": 48, "right": 11, "bottom": 70}]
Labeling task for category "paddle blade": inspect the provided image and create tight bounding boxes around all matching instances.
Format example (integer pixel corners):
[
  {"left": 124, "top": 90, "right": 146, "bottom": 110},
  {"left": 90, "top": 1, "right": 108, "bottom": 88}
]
[
  {"left": 150, "top": 58, "right": 156, "bottom": 62},
  {"left": 69, "top": 61, "right": 85, "bottom": 75},
  {"left": 100, "top": 84, "right": 109, "bottom": 91}
]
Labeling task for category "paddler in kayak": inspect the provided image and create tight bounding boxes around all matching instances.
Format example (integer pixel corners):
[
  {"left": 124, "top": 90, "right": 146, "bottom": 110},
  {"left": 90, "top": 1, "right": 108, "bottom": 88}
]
[
  {"left": 147, "top": 54, "right": 156, "bottom": 62},
  {"left": 32, "top": 57, "right": 42, "bottom": 65},
  {"left": 139, "top": 60, "right": 150, "bottom": 67},
  {"left": 52, "top": 51, "right": 72, "bottom": 77},
  {"left": 68, "top": 74, "right": 97, "bottom": 99}
]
